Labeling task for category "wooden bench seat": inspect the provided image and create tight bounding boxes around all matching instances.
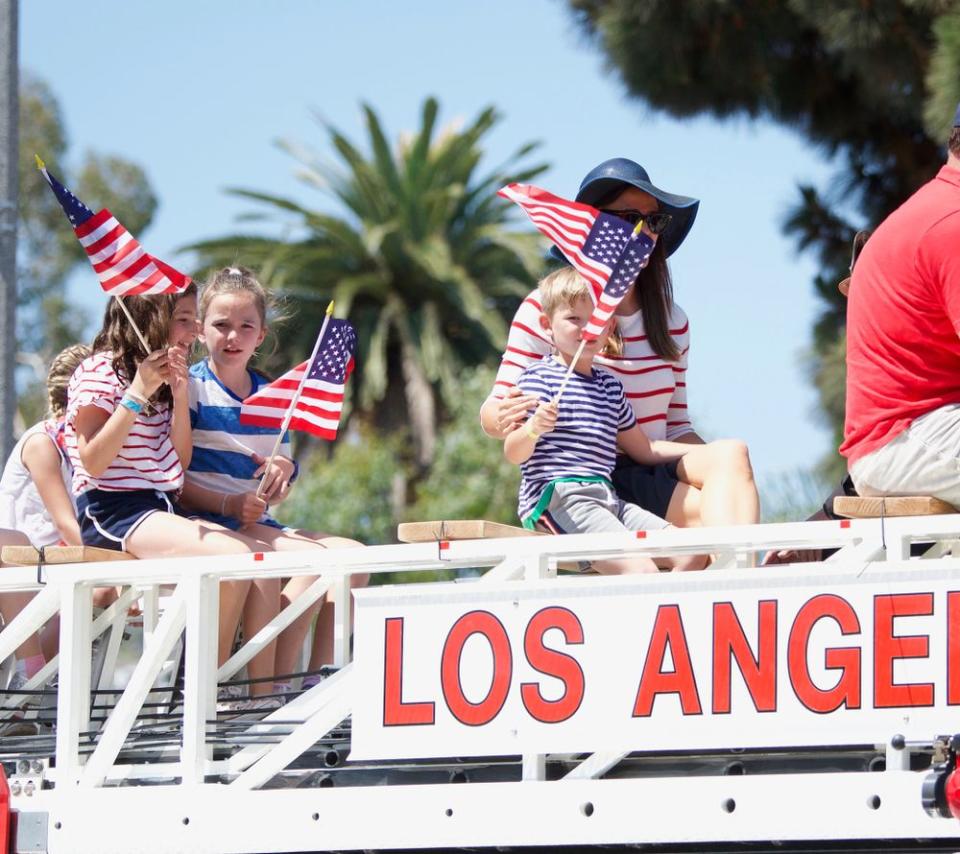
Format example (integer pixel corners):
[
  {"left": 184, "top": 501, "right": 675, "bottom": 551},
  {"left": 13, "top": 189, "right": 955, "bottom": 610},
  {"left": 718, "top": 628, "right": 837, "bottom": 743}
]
[
  {"left": 0, "top": 545, "right": 136, "bottom": 566},
  {"left": 397, "top": 519, "right": 541, "bottom": 543},
  {"left": 395, "top": 520, "right": 603, "bottom": 574},
  {"left": 833, "top": 495, "right": 957, "bottom": 519}
]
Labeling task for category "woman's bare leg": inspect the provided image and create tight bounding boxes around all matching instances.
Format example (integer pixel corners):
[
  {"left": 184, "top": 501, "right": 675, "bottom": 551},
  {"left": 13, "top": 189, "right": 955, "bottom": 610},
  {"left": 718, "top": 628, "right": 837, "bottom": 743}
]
[
  {"left": 653, "top": 484, "right": 709, "bottom": 570},
  {"left": 664, "top": 481, "right": 703, "bottom": 527},
  {"left": 676, "top": 440, "right": 760, "bottom": 526}
]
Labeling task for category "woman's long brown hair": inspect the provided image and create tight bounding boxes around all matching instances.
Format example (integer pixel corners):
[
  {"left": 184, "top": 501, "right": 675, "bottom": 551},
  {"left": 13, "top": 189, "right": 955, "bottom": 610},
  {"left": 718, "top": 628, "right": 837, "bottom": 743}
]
[
  {"left": 633, "top": 241, "right": 680, "bottom": 362},
  {"left": 91, "top": 282, "right": 198, "bottom": 407}
]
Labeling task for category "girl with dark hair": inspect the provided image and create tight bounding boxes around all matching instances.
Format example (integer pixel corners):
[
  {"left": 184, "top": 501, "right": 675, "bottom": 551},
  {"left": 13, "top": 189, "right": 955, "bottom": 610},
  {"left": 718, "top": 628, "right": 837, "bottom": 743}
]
[
  {"left": 482, "top": 158, "right": 760, "bottom": 530},
  {"left": 66, "top": 285, "right": 271, "bottom": 696}
]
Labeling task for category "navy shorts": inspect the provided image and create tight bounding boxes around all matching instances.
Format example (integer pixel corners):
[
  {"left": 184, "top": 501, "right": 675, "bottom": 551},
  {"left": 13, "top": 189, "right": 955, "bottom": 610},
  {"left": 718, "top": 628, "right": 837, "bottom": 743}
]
[
  {"left": 610, "top": 457, "right": 681, "bottom": 520},
  {"left": 77, "top": 488, "right": 175, "bottom": 551}
]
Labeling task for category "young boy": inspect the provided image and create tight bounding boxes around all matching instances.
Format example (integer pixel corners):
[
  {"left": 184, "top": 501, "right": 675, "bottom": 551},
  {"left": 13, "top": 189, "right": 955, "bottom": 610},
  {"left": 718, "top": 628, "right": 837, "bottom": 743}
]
[{"left": 504, "top": 267, "right": 705, "bottom": 574}]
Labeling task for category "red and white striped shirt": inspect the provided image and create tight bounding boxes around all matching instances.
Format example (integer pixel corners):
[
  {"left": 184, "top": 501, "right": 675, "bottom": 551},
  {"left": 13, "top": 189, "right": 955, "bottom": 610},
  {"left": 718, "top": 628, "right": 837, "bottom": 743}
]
[
  {"left": 491, "top": 290, "right": 693, "bottom": 441},
  {"left": 65, "top": 352, "right": 185, "bottom": 495}
]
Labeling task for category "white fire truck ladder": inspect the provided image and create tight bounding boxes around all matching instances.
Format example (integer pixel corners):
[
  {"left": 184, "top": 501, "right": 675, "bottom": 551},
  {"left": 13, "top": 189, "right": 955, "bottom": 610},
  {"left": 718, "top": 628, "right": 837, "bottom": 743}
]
[{"left": 1, "top": 515, "right": 960, "bottom": 853}]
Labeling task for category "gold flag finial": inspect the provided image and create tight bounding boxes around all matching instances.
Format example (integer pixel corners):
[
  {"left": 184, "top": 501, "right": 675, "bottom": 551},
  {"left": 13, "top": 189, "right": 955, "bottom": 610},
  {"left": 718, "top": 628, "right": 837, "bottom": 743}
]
[{"left": 34, "top": 154, "right": 46, "bottom": 171}]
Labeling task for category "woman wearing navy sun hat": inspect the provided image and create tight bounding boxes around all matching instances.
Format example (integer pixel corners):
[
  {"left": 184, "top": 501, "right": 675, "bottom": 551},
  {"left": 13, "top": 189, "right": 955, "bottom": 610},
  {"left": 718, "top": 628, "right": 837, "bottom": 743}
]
[{"left": 481, "top": 157, "right": 760, "bottom": 531}]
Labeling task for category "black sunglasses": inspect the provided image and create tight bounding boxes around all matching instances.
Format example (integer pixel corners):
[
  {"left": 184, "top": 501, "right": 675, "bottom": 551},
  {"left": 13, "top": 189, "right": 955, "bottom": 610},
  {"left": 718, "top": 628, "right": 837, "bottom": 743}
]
[{"left": 601, "top": 209, "right": 672, "bottom": 235}]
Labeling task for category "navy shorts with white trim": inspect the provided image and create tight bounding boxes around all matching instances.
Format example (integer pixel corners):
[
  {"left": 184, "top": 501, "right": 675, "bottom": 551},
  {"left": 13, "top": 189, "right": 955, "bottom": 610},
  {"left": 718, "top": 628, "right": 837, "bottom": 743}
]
[{"left": 76, "top": 488, "right": 175, "bottom": 551}]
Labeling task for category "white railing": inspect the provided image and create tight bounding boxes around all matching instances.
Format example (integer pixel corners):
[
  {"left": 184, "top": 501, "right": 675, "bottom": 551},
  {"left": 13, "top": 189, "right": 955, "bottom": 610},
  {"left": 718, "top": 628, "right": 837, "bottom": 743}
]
[
  {"left": 1, "top": 514, "right": 960, "bottom": 852},
  {"left": 1, "top": 513, "right": 949, "bottom": 786}
]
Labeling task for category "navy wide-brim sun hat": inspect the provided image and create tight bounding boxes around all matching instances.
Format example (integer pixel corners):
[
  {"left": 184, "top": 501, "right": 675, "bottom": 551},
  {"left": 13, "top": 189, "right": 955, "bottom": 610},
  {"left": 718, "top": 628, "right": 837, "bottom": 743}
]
[{"left": 548, "top": 157, "right": 700, "bottom": 261}]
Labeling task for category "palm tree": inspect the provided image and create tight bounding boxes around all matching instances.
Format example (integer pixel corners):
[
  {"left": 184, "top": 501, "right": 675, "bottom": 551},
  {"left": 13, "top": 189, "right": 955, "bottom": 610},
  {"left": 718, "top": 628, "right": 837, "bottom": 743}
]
[{"left": 189, "top": 97, "right": 548, "bottom": 467}]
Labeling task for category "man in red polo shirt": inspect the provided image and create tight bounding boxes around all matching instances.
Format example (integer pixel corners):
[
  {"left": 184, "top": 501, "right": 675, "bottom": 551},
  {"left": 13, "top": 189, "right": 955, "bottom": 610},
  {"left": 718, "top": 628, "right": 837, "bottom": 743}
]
[{"left": 841, "top": 104, "right": 960, "bottom": 504}]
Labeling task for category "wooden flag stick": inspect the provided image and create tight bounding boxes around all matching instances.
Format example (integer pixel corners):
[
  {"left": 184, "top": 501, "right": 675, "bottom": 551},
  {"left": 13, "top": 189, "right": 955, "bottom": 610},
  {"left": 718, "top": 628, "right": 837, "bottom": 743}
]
[
  {"left": 552, "top": 338, "right": 588, "bottom": 406},
  {"left": 255, "top": 300, "right": 335, "bottom": 500},
  {"left": 114, "top": 296, "right": 151, "bottom": 353}
]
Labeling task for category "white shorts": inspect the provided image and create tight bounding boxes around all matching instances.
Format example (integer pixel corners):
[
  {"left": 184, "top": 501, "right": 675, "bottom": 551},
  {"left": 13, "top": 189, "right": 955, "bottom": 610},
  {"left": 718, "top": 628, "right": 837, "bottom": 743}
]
[{"left": 850, "top": 404, "right": 960, "bottom": 508}]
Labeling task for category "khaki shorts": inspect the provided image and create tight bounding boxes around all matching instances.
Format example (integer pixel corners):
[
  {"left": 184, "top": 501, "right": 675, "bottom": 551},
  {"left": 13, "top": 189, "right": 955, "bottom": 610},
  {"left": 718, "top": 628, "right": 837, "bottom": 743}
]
[{"left": 850, "top": 404, "right": 960, "bottom": 508}]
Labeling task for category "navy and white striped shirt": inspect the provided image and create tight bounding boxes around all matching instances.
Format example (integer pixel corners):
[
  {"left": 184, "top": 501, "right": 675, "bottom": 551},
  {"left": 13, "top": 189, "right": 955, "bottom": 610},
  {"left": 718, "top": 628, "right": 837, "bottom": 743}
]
[
  {"left": 516, "top": 355, "right": 636, "bottom": 521},
  {"left": 187, "top": 360, "right": 292, "bottom": 526}
]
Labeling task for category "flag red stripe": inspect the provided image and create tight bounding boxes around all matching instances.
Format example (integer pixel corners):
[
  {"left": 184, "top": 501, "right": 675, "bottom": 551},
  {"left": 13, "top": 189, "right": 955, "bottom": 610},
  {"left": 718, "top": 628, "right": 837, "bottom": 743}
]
[
  {"left": 121, "top": 267, "right": 170, "bottom": 295},
  {"left": 289, "top": 419, "right": 337, "bottom": 439},
  {"left": 99, "top": 254, "right": 153, "bottom": 289},
  {"left": 91, "top": 235, "right": 140, "bottom": 274},
  {"left": 84, "top": 223, "right": 128, "bottom": 258},
  {"left": 74, "top": 208, "right": 115, "bottom": 239}
]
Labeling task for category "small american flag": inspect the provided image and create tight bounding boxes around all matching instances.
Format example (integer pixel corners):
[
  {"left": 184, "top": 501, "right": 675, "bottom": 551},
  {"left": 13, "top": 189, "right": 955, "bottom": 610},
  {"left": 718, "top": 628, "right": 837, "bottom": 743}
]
[
  {"left": 240, "top": 319, "right": 357, "bottom": 440},
  {"left": 37, "top": 157, "right": 191, "bottom": 296},
  {"left": 499, "top": 183, "right": 655, "bottom": 340}
]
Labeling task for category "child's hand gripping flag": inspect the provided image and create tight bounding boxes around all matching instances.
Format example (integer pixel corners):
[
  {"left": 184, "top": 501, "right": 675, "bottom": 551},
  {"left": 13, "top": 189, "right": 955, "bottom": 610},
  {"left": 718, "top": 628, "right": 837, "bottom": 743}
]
[
  {"left": 498, "top": 183, "right": 655, "bottom": 340},
  {"left": 240, "top": 316, "right": 357, "bottom": 441},
  {"left": 35, "top": 155, "right": 191, "bottom": 296}
]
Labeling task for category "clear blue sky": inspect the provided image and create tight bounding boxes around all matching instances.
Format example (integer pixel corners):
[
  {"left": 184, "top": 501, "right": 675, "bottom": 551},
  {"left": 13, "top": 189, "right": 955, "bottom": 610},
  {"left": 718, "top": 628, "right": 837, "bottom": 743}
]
[{"left": 21, "top": 0, "right": 840, "bottom": 496}]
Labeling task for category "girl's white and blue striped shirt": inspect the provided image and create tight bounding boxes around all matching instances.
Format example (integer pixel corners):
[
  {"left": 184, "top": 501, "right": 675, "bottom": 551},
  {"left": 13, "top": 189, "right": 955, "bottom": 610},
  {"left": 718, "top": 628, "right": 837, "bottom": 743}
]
[
  {"left": 516, "top": 355, "right": 636, "bottom": 521},
  {"left": 187, "top": 360, "right": 292, "bottom": 524}
]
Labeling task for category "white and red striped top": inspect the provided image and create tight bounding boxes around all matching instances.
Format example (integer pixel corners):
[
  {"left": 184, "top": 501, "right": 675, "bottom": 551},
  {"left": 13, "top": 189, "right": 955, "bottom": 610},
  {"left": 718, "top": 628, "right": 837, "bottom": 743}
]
[
  {"left": 65, "top": 352, "right": 185, "bottom": 495},
  {"left": 491, "top": 290, "right": 693, "bottom": 442}
]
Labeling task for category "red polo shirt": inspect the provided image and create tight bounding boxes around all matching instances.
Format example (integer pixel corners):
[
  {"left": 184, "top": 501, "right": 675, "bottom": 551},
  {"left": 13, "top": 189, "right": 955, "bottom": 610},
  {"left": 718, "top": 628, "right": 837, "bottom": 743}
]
[{"left": 841, "top": 163, "right": 960, "bottom": 465}]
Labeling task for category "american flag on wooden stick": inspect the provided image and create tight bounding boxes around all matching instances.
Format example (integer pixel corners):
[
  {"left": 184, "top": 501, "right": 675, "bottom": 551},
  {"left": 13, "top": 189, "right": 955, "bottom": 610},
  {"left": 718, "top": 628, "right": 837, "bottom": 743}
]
[
  {"left": 499, "top": 183, "right": 655, "bottom": 340},
  {"left": 240, "top": 318, "right": 357, "bottom": 440},
  {"left": 36, "top": 155, "right": 191, "bottom": 296}
]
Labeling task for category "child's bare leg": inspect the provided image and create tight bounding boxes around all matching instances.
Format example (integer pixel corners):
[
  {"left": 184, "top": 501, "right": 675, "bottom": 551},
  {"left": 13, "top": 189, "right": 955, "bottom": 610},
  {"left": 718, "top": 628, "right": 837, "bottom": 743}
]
[
  {"left": 241, "top": 577, "right": 280, "bottom": 697},
  {"left": 0, "top": 530, "right": 46, "bottom": 670},
  {"left": 655, "top": 551, "right": 709, "bottom": 572},
  {"left": 593, "top": 555, "right": 661, "bottom": 574},
  {"left": 308, "top": 600, "right": 335, "bottom": 671},
  {"left": 124, "top": 514, "right": 268, "bottom": 674},
  {"left": 676, "top": 440, "right": 760, "bottom": 526},
  {"left": 309, "top": 571, "right": 369, "bottom": 670},
  {"left": 218, "top": 581, "right": 250, "bottom": 667},
  {"left": 241, "top": 524, "right": 365, "bottom": 678},
  {"left": 0, "top": 592, "right": 45, "bottom": 662}
]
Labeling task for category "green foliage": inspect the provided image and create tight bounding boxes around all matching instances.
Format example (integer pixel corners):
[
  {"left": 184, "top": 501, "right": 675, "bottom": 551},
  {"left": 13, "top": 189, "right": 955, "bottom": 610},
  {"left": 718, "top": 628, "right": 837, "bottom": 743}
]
[
  {"left": 275, "top": 366, "right": 521, "bottom": 539},
  {"left": 408, "top": 367, "right": 519, "bottom": 525},
  {"left": 566, "top": 0, "right": 957, "bottom": 471},
  {"left": 926, "top": 7, "right": 960, "bottom": 138},
  {"left": 760, "top": 467, "right": 831, "bottom": 524},
  {"left": 187, "top": 97, "right": 548, "bottom": 466},
  {"left": 805, "top": 332, "right": 847, "bottom": 483},
  {"left": 274, "top": 427, "right": 405, "bottom": 548},
  {"left": 274, "top": 366, "right": 520, "bottom": 583}
]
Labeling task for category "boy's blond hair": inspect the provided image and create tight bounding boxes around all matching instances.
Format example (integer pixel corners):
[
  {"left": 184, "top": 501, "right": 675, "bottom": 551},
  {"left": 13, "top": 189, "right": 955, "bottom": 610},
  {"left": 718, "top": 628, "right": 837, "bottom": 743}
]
[
  {"left": 538, "top": 267, "right": 591, "bottom": 317},
  {"left": 538, "top": 267, "right": 623, "bottom": 356}
]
